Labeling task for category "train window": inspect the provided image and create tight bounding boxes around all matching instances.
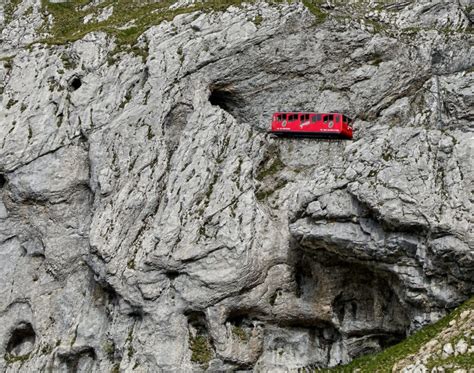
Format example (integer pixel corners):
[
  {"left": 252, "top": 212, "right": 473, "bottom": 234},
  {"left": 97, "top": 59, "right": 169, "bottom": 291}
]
[
  {"left": 328, "top": 114, "right": 334, "bottom": 121},
  {"left": 311, "top": 115, "right": 318, "bottom": 123},
  {"left": 316, "top": 114, "right": 322, "bottom": 121},
  {"left": 323, "top": 115, "right": 328, "bottom": 123}
]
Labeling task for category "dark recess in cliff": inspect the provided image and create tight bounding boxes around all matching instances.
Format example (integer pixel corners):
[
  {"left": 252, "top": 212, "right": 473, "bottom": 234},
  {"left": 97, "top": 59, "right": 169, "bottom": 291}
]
[
  {"left": 209, "top": 84, "right": 246, "bottom": 121},
  {"left": 6, "top": 322, "right": 36, "bottom": 357},
  {"left": 68, "top": 76, "right": 82, "bottom": 91}
]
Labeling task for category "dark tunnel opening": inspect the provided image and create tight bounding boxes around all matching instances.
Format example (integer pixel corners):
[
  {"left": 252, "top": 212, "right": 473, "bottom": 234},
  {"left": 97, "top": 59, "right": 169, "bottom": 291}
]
[
  {"left": 69, "top": 76, "right": 82, "bottom": 91},
  {"left": 209, "top": 84, "right": 246, "bottom": 121}
]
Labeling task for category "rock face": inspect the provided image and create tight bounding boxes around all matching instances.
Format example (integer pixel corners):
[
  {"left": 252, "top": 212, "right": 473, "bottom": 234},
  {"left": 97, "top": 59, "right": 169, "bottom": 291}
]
[{"left": 0, "top": 0, "right": 473, "bottom": 371}]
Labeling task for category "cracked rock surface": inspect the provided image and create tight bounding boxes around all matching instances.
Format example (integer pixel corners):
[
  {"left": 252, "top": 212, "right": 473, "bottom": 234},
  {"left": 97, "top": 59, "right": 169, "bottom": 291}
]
[{"left": 0, "top": 0, "right": 473, "bottom": 371}]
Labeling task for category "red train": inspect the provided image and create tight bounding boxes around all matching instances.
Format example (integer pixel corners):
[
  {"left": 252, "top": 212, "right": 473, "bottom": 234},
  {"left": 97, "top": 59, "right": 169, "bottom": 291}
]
[{"left": 270, "top": 112, "right": 353, "bottom": 140}]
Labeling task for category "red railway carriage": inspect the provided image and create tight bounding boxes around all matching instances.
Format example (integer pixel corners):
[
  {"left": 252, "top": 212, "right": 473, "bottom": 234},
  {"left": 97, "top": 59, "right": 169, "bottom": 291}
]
[{"left": 270, "top": 112, "right": 353, "bottom": 140}]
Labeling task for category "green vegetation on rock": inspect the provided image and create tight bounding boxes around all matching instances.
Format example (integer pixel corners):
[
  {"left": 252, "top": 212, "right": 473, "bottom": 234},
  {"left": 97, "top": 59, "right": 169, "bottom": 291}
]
[
  {"left": 325, "top": 297, "right": 474, "bottom": 372},
  {"left": 232, "top": 325, "right": 249, "bottom": 341},
  {"left": 40, "top": 0, "right": 259, "bottom": 47},
  {"left": 4, "top": 352, "right": 31, "bottom": 365},
  {"left": 4, "top": 0, "right": 22, "bottom": 24},
  {"left": 39, "top": 0, "right": 333, "bottom": 50},
  {"left": 302, "top": 0, "right": 327, "bottom": 23},
  {"left": 190, "top": 335, "right": 213, "bottom": 366}
]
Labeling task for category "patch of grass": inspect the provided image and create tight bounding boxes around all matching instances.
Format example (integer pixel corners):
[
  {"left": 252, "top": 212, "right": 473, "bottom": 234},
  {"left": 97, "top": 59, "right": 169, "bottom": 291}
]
[
  {"left": 39, "top": 0, "right": 265, "bottom": 50},
  {"left": 126, "top": 328, "right": 135, "bottom": 359},
  {"left": 324, "top": 297, "right": 474, "bottom": 372},
  {"left": 232, "top": 326, "right": 249, "bottom": 342},
  {"left": 4, "top": 352, "right": 31, "bottom": 365},
  {"left": 4, "top": 0, "right": 22, "bottom": 24},
  {"left": 253, "top": 14, "right": 263, "bottom": 26},
  {"left": 190, "top": 335, "right": 213, "bottom": 366},
  {"left": 302, "top": 0, "right": 327, "bottom": 24}
]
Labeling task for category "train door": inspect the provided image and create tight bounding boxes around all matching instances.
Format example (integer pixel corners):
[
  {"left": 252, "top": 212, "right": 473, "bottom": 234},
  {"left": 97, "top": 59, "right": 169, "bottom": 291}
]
[
  {"left": 333, "top": 114, "right": 342, "bottom": 130},
  {"left": 342, "top": 114, "right": 353, "bottom": 138},
  {"left": 310, "top": 113, "right": 322, "bottom": 130}
]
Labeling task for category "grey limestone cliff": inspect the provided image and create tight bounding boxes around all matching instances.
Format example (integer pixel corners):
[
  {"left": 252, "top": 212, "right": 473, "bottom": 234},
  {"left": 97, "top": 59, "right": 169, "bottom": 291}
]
[{"left": 0, "top": 0, "right": 473, "bottom": 371}]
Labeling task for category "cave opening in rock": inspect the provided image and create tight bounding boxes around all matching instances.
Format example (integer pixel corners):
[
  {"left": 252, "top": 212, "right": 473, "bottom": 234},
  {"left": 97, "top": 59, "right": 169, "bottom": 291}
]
[
  {"left": 294, "top": 255, "right": 318, "bottom": 300},
  {"left": 0, "top": 174, "right": 5, "bottom": 188},
  {"left": 186, "top": 311, "right": 209, "bottom": 336},
  {"left": 69, "top": 76, "right": 82, "bottom": 91},
  {"left": 208, "top": 84, "right": 246, "bottom": 121},
  {"left": 6, "top": 322, "right": 36, "bottom": 357}
]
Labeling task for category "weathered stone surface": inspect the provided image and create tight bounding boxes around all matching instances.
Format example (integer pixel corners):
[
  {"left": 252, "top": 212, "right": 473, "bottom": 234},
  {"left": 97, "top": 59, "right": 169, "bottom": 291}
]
[{"left": 0, "top": 0, "right": 472, "bottom": 371}]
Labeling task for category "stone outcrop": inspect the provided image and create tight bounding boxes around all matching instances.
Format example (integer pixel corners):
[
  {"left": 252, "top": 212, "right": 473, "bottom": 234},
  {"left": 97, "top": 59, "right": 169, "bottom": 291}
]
[{"left": 0, "top": 0, "right": 473, "bottom": 371}]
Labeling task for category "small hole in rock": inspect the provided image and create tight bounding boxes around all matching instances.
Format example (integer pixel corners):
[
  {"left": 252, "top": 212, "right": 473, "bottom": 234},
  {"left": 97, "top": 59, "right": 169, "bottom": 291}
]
[
  {"left": 128, "top": 308, "right": 144, "bottom": 320},
  {"left": 165, "top": 270, "right": 180, "bottom": 281},
  {"left": 69, "top": 76, "right": 82, "bottom": 91},
  {"left": 6, "top": 322, "right": 36, "bottom": 357},
  {"left": 0, "top": 174, "right": 5, "bottom": 188}
]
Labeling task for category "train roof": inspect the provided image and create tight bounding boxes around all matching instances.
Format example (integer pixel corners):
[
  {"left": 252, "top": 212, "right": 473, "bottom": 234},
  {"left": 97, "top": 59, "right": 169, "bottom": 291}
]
[{"left": 273, "top": 112, "right": 353, "bottom": 119}]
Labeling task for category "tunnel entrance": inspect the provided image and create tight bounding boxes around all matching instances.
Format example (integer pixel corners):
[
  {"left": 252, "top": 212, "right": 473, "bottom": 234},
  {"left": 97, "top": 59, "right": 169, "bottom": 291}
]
[
  {"left": 208, "top": 84, "right": 246, "bottom": 121},
  {"left": 68, "top": 76, "right": 82, "bottom": 91}
]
